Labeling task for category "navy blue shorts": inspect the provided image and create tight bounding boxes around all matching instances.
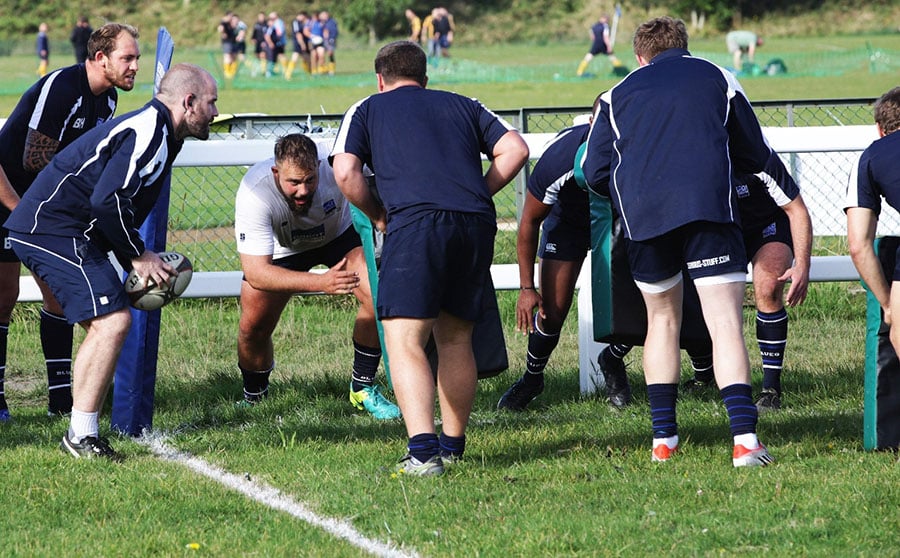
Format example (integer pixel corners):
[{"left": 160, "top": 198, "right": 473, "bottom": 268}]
[
  {"left": 539, "top": 219, "right": 590, "bottom": 262},
  {"left": 378, "top": 211, "right": 495, "bottom": 321},
  {"left": 270, "top": 227, "right": 361, "bottom": 272},
  {"left": 743, "top": 210, "right": 792, "bottom": 262},
  {"left": 8, "top": 232, "right": 129, "bottom": 324},
  {"left": 626, "top": 221, "right": 748, "bottom": 283}
]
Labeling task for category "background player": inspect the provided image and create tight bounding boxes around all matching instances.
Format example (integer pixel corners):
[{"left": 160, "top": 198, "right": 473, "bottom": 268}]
[
  {"left": 332, "top": 40, "right": 528, "bottom": 476},
  {"left": 0, "top": 22, "right": 140, "bottom": 421},
  {"left": 726, "top": 29, "right": 763, "bottom": 71},
  {"left": 234, "top": 133, "right": 400, "bottom": 420},
  {"left": 576, "top": 15, "right": 622, "bottom": 77}
]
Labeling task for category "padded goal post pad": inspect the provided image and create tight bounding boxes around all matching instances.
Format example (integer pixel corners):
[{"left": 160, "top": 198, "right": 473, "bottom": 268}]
[
  {"left": 589, "top": 191, "right": 712, "bottom": 353},
  {"left": 863, "top": 236, "right": 900, "bottom": 450}
]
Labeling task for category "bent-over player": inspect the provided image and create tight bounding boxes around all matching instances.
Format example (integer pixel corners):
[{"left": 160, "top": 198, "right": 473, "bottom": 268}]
[
  {"left": 234, "top": 133, "right": 400, "bottom": 420},
  {"left": 0, "top": 23, "right": 140, "bottom": 421},
  {"left": 847, "top": 87, "right": 900, "bottom": 354},
  {"left": 5, "top": 63, "right": 219, "bottom": 459}
]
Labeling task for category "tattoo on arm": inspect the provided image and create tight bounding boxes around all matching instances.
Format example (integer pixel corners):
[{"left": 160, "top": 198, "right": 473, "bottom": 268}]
[{"left": 23, "top": 129, "right": 60, "bottom": 173}]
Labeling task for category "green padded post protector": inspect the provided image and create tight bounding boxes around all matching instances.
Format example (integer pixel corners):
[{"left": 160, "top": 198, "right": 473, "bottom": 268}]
[
  {"left": 863, "top": 236, "right": 900, "bottom": 450},
  {"left": 589, "top": 191, "right": 615, "bottom": 341},
  {"left": 349, "top": 205, "right": 391, "bottom": 386}
]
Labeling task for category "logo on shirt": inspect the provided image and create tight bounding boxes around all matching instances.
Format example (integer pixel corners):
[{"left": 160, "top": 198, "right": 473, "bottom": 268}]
[
  {"left": 686, "top": 254, "right": 731, "bottom": 270},
  {"left": 735, "top": 183, "right": 750, "bottom": 198},
  {"left": 323, "top": 199, "right": 337, "bottom": 216},
  {"left": 73, "top": 117, "right": 86, "bottom": 129},
  {"left": 292, "top": 223, "right": 326, "bottom": 242}
]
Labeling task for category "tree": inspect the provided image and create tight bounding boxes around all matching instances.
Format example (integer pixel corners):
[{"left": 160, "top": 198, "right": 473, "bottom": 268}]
[{"left": 341, "top": 0, "right": 410, "bottom": 44}]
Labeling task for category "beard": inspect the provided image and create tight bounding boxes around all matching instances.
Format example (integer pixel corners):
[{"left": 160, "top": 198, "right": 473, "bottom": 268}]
[{"left": 107, "top": 65, "right": 136, "bottom": 91}]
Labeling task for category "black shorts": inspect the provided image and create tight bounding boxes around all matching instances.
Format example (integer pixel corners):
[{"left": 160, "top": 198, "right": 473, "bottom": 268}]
[
  {"left": 538, "top": 219, "right": 590, "bottom": 262},
  {"left": 626, "top": 221, "right": 748, "bottom": 283},
  {"left": 589, "top": 40, "right": 609, "bottom": 56},
  {"left": 743, "top": 210, "right": 792, "bottom": 262},
  {"left": 269, "top": 226, "right": 361, "bottom": 272},
  {"left": 378, "top": 211, "right": 495, "bottom": 321}
]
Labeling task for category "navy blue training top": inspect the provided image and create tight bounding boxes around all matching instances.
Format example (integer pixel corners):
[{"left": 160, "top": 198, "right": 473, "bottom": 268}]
[
  {"left": 528, "top": 124, "right": 590, "bottom": 232},
  {"left": 5, "top": 98, "right": 182, "bottom": 263},
  {"left": 332, "top": 85, "right": 515, "bottom": 232},
  {"left": 582, "top": 48, "right": 771, "bottom": 241},
  {"left": 845, "top": 130, "right": 900, "bottom": 216},
  {"left": 0, "top": 64, "right": 118, "bottom": 201}
]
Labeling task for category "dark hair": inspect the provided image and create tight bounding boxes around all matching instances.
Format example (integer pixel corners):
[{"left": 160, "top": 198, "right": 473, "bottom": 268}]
[
  {"left": 633, "top": 16, "right": 688, "bottom": 62},
  {"left": 874, "top": 87, "right": 900, "bottom": 135},
  {"left": 374, "top": 40, "right": 427, "bottom": 86},
  {"left": 274, "top": 133, "right": 319, "bottom": 171},
  {"left": 87, "top": 23, "right": 139, "bottom": 60}
]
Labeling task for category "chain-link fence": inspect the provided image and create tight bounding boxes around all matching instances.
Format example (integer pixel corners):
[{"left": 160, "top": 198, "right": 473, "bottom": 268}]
[{"left": 172, "top": 99, "right": 878, "bottom": 273}]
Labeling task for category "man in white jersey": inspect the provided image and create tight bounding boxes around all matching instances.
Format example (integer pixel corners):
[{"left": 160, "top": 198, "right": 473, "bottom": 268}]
[{"left": 234, "top": 133, "right": 399, "bottom": 419}]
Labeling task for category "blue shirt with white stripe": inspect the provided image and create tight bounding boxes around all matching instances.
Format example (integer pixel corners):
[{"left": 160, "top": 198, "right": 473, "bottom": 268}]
[
  {"left": 0, "top": 64, "right": 117, "bottom": 199},
  {"left": 4, "top": 98, "right": 181, "bottom": 263},
  {"left": 527, "top": 124, "right": 590, "bottom": 231},
  {"left": 582, "top": 48, "right": 770, "bottom": 241},
  {"left": 845, "top": 130, "right": 900, "bottom": 216}
]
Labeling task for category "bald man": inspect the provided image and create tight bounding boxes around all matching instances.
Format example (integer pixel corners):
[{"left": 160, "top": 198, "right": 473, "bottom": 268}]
[{"left": 4, "top": 63, "right": 219, "bottom": 460}]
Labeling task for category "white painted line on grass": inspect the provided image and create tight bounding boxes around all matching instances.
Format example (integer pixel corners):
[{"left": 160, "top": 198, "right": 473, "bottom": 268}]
[{"left": 140, "top": 433, "right": 418, "bottom": 558}]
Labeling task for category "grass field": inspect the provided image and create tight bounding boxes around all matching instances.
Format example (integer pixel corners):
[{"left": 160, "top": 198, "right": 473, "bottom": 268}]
[{"left": 1, "top": 36, "right": 899, "bottom": 556}]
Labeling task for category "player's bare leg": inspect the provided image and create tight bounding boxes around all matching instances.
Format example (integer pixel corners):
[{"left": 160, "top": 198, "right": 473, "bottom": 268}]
[
  {"left": 639, "top": 277, "right": 684, "bottom": 461},
  {"left": 237, "top": 281, "right": 291, "bottom": 402},
  {"left": 433, "top": 311, "right": 477, "bottom": 438}
]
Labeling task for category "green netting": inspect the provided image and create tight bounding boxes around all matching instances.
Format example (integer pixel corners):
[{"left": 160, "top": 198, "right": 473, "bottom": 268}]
[{"left": 211, "top": 46, "right": 900, "bottom": 92}]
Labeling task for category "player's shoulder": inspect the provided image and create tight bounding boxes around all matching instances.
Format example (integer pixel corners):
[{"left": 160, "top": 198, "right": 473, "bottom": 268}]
[{"left": 239, "top": 157, "right": 277, "bottom": 192}]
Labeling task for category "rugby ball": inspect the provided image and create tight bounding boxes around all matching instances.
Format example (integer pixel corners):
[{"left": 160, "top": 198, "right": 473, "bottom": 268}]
[{"left": 125, "top": 251, "right": 193, "bottom": 311}]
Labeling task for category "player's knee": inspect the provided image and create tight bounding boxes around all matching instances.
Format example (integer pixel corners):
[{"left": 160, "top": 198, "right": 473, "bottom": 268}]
[{"left": 238, "top": 316, "right": 278, "bottom": 343}]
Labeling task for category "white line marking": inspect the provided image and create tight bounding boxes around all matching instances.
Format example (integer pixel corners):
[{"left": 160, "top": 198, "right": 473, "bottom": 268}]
[{"left": 140, "top": 433, "right": 418, "bottom": 558}]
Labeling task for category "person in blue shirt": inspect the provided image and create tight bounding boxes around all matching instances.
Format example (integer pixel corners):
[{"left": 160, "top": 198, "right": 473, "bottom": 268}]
[
  {"left": 5, "top": 64, "right": 219, "bottom": 460},
  {"left": 0, "top": 23, "right": 140, "bottom": 421},
  {"left": 36, "top": 23, "right": 50, "bottom": 76},
  {"left": 495, "top": 123, "right": 594, "bottom": 412},
  {"left": 332, "top": 40, "right": 529, "bottom": 476},
  {"left": 582, "top": 16, "right": 774, "bottom": 468},
  {"left": 847, "top": 87, "right": 900, "bottom": 356},
  {"left": 320, "top": 11, "right": 339, "bottom": 75}
]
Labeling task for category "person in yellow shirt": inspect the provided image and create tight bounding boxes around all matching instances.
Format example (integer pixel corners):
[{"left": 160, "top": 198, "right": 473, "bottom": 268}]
[{"left": 406, "top": 9, "right": 421, "bottom": 44}]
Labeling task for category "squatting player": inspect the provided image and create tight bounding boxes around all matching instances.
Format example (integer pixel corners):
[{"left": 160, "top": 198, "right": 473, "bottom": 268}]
[
  {"left": 847, "top": 87, "right": 900, "bottom": 355},
  {"left": 0, "top": 22, "right": 140, "bottom": 421},
  {"left": 234, "top": 133, "right": 400, "bottom": 420},
  {"left": 494, "top": 105, "right": 632, "bottom": 412}
]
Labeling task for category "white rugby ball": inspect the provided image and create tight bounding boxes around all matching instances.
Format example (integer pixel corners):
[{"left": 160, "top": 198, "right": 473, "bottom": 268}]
[{"left": 125, "top": 251, "right": 193, "bottom": 311}]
